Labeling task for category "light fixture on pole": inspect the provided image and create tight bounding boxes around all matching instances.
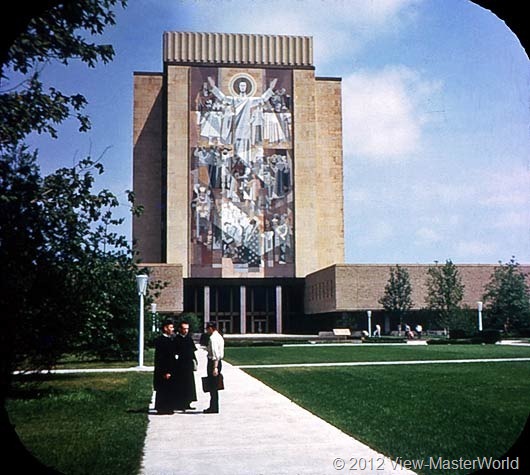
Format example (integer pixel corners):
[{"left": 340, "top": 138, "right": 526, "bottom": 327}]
[
  {"left": 150, "top": 303, "right": 157, "bottom": 333},
  {"left": 136, "top": 274, "right": 149, "bottom": 368},
  {"left": 477, "top": 301, "right": 483, "bottom": 332},
  {"left": 367, "top": 310, "right": 372, "bottom": 337}
]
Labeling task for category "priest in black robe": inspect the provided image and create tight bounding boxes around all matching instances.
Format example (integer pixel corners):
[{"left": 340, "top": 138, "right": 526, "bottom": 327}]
[
  {"left": 153, "top": 318, "right": 178, "bottom": 414},
  {"left": 173, "top": 320, "right": 198, "bottom": 411}
]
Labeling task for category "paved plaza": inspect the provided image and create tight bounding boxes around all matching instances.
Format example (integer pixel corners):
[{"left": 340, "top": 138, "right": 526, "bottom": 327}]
[{"left": 140, "top": 348, "right": 417, "bottom": 475}]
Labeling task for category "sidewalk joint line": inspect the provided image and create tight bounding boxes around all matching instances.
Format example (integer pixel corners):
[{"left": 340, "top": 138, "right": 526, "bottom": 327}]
[{"left": 236, "top": 357, "right": 530, "bottom": 369}]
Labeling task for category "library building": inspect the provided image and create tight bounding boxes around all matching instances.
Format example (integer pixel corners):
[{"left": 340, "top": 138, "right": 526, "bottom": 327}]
[{"left": 133, "top": 32, "right": 525, "bottom": 334}]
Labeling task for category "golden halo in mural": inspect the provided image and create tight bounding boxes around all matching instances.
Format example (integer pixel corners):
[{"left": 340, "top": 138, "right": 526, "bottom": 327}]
[{"left": 228, "top": 73, "right": 257, "bottom": 97}]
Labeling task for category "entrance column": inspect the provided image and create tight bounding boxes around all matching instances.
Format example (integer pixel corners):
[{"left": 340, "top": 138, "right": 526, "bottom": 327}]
[
  {"left": 240, "top": 285, "right": 247, "bottom": 334},
  {"left": 275, "top": 285, "right": 282, "bottom": 334},
  {"left": 384, "top": 315, "right": 390, "bottom": 334},
  {"left": 204, "top": 286, "right": 210, "bottom": 323}
]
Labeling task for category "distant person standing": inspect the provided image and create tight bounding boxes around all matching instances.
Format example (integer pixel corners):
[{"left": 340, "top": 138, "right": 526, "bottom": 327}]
[
  {"left": 415, "top": 324, "right": 423, "bottom": 339},
  {"left": 153, "top": 318, "right": 178, "bottom": 415},
  {"left": 174, "top": 320, "right": 198, "bottom": 411},
  {"left": 203, "top": 322, "right": 225, "bottom": 414},
  {"left": 373, "top": 324, "right": 381, "bottom": 337}
]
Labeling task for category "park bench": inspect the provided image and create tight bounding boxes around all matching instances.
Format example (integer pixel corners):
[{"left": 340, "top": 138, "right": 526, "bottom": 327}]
[
  {"left": 317, "top": 329, "right": 352, "bottom": 341},
  {"left": 317, "top": 331, "right": 335, "bottom": 340},
  {"left": 333, "top": 328, "right": 351, "bottom": 340}
]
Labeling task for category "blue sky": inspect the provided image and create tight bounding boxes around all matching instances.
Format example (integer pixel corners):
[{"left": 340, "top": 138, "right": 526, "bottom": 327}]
[{"left": 27, "top": 0, "right": 530, "bottom": 265}]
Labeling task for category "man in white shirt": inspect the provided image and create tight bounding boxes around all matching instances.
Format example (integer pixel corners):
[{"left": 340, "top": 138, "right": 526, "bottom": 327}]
[{"left": 204, "top": 322, "right": 225, "bottom": 414}]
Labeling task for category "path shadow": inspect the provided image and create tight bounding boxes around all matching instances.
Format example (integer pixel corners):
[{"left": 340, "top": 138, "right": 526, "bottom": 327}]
[
  {"left": 126, "top": 407, "right": 151, "bottom": 414},
  {"left": 1, "top": 407, "right": 64, "bottom": 474}
]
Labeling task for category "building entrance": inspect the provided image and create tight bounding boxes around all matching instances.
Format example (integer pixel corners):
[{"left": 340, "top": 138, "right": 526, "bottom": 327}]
[
  {"left": 246, "top": 286, "right": 275, "bottom": 333},
  {"left": 183, "top": 279, "right": 304, "bottom": 334}
]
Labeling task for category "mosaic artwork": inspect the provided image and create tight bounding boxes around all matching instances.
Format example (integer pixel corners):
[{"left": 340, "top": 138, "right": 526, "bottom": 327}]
[{"left": 189, "top": 68, "right": 294, "bottom": 277}]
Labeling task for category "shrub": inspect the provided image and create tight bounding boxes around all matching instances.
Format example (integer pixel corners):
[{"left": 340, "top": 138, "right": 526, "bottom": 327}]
[
  {"left": 475, "top": 329, "right": 502, "bottom": 344},
  {"left": 364, "top": 337, "right": 406, "bottom": 344},
  {"left": 176, "top": 312, "right": 203, "bottom": 334},
  {"left": 449, "top": 329, "right": 473, "bottom": 340},
  {"left": 427, "top": 338, "right": 473, "bottom": 345}
]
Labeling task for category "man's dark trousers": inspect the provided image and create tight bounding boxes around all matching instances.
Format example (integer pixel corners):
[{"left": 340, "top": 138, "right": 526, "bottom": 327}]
[{"left": 207, "top": 359, "right": 222, "bottom": 412}]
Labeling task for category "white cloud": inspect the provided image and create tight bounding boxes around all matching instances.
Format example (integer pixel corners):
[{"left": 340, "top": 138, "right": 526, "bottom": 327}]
[
  {"left": 479, "top": 166, "right": 530, "bottom": 207},
  {"left": 345, "top": 188, "right": 370, "bottom": 204},
  {"left": 355, "top": 220, "right": 394, "bottom": 246},
  {"left": 176, "top": 0, "right": 422, "bottom": 66},
  {"left": 455, "top": 241, "right": 497, "bottom": 257},
  {"left": 411, "top": 181, "right": 473, "bottom": 205},
  {"left": 415, "top": 227, "right": 442, "bottom": 243},
  {"left": 404, "top": 165, "right": 530, "bottom": 210},
  {"left": 342, "top": 66, "right": 441, "bottom": 161},
  {"left": 492, "top": 211, "right": 530, "bottom": 229},
  {"left": 419, "top": 215, "right": 461, "bottom": 227}
]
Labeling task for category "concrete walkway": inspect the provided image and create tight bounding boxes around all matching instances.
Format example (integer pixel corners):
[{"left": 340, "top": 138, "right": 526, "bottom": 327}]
[
  {"left": 140, "top": 348, "right": 416, "bottom": 475},
  {"left": 237, "top": 357, "right": 530, "bottom": 369}
]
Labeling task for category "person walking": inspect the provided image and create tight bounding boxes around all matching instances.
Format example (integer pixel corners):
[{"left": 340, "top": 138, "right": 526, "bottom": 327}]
[
  {"left": 153, "top": 318, "right": 178, "bottom": 415},
  {"left": 173, "top": 320, "right": 198, "bottom": 411},
  {"left": 203, "top": 322, "right": 224, "bottom": 414},
  {"left": 405, "top": 323, "right": 414, "bottom": 339}
]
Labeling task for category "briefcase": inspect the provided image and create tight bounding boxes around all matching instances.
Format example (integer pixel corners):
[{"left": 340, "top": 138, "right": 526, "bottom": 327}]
[{"left": 201, "top": 374, "right": 224, "bottom": 392}]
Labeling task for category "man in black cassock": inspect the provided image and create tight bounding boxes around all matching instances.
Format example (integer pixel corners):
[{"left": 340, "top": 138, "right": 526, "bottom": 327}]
[
  {"left": 153, "top": 318, "right": 178, "bottom": 414},
  {"left": 173, "top": 320, "right": 198, "bottom": 411}
]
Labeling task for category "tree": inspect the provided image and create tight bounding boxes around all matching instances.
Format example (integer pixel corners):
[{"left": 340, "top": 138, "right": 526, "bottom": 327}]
[
  {"left": 0, "top": 0, "right": 127, "bottom": 148},
  {"left": 379, "top": 265, "right": 413, "bottom": 330},
  {"left": 0, "top": 0, "right": 131, "bottom": 386},
  {"left": 1, "top": 3, "right": 132, "bottom": 471},
  {"left": 0, "top": 146, "right": 145, "bottom": 372},
  {"left": 175, "top": 313, "right": 203, "bottom": 334},
  {"left": 0, "top": 145, "right": 151, "bottom": 474},
  {"left": 483, "top": 257, "right": 530, "bottom": 333},
  {"left": 425, "top": 260, "right": 465, "bottom": 332}
]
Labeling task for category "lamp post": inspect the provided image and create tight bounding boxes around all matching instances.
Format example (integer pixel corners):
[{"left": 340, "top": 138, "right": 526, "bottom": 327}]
[
  {"left": 151, "top": 303, "right": 157, "bottom": 333},
  {"left": 477, "top": 301, "right": 483, "bottom": 332},
  {"left": 136, "top": 274, "right": 149, "bottom": 368},
  {"left": 367, "top": 310, "right": 372, "bottom": 337}
]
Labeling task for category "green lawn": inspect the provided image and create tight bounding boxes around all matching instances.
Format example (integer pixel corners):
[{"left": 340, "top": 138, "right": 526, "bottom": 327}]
[
  {"left": 54, "top": 348, "right": 155, "bottom": 369},
  {"left": 224, "top": 343, "right": 530, "bottom": 366},
  {"left": 226, "top": 344, "right": 530, "bottom": 474},
  {"left": 6, "top": 372, "right": 153, "bottom": 475},
  {"left": 245, "top": 362, "right": 530, "bottom": 475},
  {"left": 6, "top": 345, "right": 529, "bottom": 475}
]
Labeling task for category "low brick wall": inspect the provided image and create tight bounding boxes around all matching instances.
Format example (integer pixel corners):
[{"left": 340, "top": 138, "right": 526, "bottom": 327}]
[{"left": 306, "top": 263, "right": 530, "bottom": 314}]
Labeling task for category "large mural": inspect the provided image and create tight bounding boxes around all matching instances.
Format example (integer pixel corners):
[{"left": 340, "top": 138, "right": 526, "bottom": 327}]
[{"left": 189, "top": 68, "right": 294, "bottom": 277}]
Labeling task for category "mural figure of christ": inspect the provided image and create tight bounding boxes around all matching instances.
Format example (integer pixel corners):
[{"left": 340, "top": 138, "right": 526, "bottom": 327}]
[{"left": 207, "top": 76, "right": 277, "bottom": 165}]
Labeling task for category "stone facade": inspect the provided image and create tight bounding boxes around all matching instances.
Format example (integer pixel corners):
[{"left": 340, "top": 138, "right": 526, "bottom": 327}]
[
  {"left": 165, "top": 65, "right": 190, "bottom": 271},
  {"left": 143, "top": 263, "right": 184, "bottom": 314},
  {"left": 133, "top": 32, "right": 345, "bottom": 281},
  {"left": 132, "top": 73, "right": 163, "bottom": 262},
  {"left": 132, "top": 33, "right": 526, "bottom": 329},
  {"left": 292, "top": 69, "right": 318, "bottom": 277},
  {"left": 292, "top": 72, "right": 344, "bottom": 277},
  {"left": 305, "top": 264, "right": 530, "bottom": 315},
  {"left": 315, "top": 78, "right": 344, "bottom": 270},
  {"left": 163, "top": 32, "right": 313, "bottom": 67}
]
